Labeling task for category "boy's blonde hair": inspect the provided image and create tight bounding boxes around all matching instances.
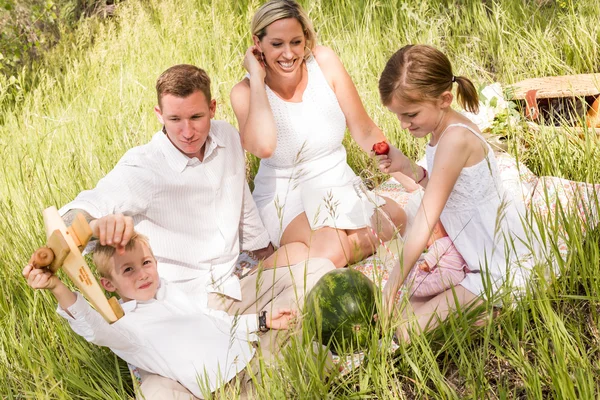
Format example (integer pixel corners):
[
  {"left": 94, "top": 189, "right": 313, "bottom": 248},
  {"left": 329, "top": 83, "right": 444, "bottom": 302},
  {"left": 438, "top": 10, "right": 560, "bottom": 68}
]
[{"left": 93, "top": 232, "right": 154, "bottom": 278}]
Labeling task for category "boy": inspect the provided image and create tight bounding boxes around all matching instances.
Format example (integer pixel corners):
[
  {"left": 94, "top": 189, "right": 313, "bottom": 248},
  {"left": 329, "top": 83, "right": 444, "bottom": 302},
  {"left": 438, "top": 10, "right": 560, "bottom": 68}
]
[{"left": 23, "top": 232, "right": 294, "bottom": 399}]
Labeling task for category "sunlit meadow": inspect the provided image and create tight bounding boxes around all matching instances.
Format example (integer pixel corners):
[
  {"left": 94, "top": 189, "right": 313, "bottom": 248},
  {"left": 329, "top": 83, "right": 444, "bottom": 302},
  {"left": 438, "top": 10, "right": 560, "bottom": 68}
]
[{"left": 1, "top": 0, "right": 599, "bottom": 398}]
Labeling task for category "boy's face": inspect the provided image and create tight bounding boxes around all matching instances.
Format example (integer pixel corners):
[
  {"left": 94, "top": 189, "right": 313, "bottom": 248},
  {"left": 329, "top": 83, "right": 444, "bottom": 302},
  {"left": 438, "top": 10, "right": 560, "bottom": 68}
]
[
  {"left": 153, "top": 90, "right": 216, "bottom": 162},
  {"left": 100, "top": 242, "right": 160, "bottom": 303}
]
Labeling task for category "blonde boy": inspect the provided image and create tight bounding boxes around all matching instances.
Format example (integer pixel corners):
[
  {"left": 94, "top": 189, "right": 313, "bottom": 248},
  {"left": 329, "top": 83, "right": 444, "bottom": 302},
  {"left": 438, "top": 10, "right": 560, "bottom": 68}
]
[{"left": 23, "top": 232, "right": 294, "bottom": 399}]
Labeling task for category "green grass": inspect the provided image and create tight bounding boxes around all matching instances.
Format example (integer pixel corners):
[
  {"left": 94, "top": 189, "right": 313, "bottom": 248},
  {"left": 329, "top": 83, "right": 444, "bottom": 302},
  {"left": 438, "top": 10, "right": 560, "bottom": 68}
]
[{"left": 1, "top": 0, "right": 600, "bottom": 398}]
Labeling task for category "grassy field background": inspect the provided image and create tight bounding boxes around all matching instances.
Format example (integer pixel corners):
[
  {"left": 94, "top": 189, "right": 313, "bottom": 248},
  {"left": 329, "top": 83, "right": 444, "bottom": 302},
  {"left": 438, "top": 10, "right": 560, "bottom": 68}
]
[{"left": 1, "top": 0, "right": 600, "bottom": 398}]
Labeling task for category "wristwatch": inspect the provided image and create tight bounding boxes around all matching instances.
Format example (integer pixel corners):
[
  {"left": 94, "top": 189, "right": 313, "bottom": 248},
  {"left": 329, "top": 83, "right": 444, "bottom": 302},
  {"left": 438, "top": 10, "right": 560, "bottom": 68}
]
[{"left": 258, "top": 310, "right": 269, "bottom": 332}]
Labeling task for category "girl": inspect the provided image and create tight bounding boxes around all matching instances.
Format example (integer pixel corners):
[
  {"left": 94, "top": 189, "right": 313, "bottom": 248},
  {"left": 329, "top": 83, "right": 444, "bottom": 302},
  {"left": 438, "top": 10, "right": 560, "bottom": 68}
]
[{"left": 377, "top": 45, "right": 539, "bottom": 337}]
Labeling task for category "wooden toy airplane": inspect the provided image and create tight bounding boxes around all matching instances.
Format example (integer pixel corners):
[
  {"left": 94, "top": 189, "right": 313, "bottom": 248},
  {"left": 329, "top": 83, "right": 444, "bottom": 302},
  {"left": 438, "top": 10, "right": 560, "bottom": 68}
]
[{"left": 30, "top": 206, "right": 124, "bottom": 323}]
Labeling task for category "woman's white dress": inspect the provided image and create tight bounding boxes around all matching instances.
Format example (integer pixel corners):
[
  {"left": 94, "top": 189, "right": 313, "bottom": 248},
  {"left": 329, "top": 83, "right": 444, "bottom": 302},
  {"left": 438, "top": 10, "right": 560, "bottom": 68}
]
[
  {"left": 251, "top": 56, "right": 382, "bottom": 247},
  {"left": 426, "top": 123, "right": 540, "bottom": 296}
]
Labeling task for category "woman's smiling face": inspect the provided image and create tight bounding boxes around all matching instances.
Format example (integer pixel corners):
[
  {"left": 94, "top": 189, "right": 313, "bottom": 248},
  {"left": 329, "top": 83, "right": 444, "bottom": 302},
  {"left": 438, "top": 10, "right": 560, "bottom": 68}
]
[{"left": 256, "top": 17, "right": 306, "bottom": 77}]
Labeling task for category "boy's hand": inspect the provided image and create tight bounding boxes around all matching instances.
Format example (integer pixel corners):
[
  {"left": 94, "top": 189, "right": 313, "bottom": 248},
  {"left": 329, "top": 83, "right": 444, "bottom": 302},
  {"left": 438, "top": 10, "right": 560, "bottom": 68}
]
[
  {"left": 89, "top": 214, "right": 134, "bottom": 254},
  {"left": 266, "top": 309, "right": 297, "bottom": 330},
  {"left": 22, "top": 264, "right": 60, "bottom": 290}
]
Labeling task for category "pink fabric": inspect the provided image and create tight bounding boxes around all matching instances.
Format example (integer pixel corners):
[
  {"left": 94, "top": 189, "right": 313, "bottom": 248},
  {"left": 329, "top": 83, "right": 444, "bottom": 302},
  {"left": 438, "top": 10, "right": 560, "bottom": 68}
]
[{"left": 406, "top": 237, "right": 469, "bottom": 297}]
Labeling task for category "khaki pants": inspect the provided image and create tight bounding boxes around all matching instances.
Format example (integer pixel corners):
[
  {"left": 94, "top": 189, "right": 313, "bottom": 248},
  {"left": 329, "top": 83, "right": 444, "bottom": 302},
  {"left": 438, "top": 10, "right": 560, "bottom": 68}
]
[
  {"left": 208, "top": 257, "right": 334, "bottom": 361},
  {"left": 137, "top": 258, "right": 335, "bottom": 400},
  {"left": 137, "top": 358, "right": 257, "bottom": 400}
]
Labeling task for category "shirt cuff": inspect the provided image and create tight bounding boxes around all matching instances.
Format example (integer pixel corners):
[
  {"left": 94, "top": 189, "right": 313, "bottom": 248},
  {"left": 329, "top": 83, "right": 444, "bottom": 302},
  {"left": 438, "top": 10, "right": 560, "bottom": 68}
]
[
  {"left": 241, "top": 230, "right": 271, "bottom": 252},
  {"left": 58, "top": 200, "right": 103, "bottom": 220},
  {"left": 237, "top": 313, "right": 259, "bottom": 333},
  {"left": 56, "top": 292, "right": 89, "bottom": 320}
]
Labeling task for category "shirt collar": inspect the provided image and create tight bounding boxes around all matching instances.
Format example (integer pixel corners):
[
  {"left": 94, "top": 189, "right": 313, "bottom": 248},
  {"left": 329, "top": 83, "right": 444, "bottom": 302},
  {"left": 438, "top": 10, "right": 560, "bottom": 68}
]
[
  {"left": 119, "top": 279, "right": 168, "bottom": 313},
  {"left": 153, "top": 126, "right": 226, "bottom": 173}
]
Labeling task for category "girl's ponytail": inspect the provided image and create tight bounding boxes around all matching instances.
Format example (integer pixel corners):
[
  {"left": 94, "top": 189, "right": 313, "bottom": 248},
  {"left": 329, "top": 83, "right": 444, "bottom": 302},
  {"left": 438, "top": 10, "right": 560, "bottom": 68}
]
[
  {"left": 379, "top": 45, "right": 480, "bottom": 115},
  {"left": 454, "top": 76, "right": 479, "bottom": 114}
]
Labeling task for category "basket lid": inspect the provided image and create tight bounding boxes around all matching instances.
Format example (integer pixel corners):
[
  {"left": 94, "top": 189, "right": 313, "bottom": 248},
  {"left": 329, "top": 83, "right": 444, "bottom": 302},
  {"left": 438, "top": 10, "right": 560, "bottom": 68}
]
[{"left": 507, "top": 73, "right": 600, "bottom": 99}]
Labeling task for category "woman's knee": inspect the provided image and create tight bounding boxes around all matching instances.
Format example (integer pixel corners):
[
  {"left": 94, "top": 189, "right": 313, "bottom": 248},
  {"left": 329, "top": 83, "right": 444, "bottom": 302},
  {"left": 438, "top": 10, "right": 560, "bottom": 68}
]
[
  {"left": 293, "top": 258, "right": 335, "bottom": 286},
  {"left": 308, "top": 238, "right": 352, "bottom": 268},
  {"left": 384, "top": 200, "right": 407, "bottom": 236}
]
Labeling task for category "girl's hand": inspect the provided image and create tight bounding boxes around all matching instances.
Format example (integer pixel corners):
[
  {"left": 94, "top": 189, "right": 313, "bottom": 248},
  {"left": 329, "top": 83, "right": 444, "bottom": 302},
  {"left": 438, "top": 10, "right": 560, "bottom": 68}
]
[
  {"left": 374, "top": 144, "right": 406, "bottom": 174},
  {"left": 266, "top": 308, "right": 297, "bottom": 330},
  {"left": 243, "top": 45, "right": 266, "bottom": 81},
  {"left": 417, "top": 261, "right": 431, "bottom": 272},
  {"left": 22, "top": 264, "right": 60, "bottom": 290}
]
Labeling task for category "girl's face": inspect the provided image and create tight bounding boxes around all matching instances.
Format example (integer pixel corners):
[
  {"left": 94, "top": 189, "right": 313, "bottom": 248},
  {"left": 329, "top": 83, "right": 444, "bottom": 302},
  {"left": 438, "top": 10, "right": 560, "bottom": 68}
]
[
  {"left": 255, "top": 17, "right": 306, "bottom": 77},
  {"left": 385, "top": 93, "right": 452, "bottom": 138}
]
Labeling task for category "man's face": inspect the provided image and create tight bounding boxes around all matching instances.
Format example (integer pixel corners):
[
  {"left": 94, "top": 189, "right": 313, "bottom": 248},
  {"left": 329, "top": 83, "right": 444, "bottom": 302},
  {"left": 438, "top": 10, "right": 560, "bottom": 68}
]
[
  {"left": 154, "top": 90, "right": 216, "bottom": 161},
  {"left": 101, "top": 242, "right": 160, "bottom": 303}
]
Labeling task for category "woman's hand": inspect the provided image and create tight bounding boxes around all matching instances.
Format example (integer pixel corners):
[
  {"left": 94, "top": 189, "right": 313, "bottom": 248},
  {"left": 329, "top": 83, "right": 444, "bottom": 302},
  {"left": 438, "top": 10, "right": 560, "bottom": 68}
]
[{"left": 243, "top": 45, "right": 266, "bottom": 81}]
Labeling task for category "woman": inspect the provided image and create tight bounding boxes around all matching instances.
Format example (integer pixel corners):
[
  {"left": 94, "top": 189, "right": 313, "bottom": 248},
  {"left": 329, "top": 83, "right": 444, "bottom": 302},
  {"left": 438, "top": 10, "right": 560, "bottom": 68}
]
[{"left": 230, "top": 0, "right": 408, "bottom": 269}]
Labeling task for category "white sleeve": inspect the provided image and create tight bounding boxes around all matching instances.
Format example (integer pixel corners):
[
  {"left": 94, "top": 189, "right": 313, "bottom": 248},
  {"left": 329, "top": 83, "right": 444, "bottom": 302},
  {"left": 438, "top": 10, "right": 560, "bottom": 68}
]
[
  {"left": 56, "top": 293, "right": 138, "bottom": 352},
  {"left": 239, "top": 180, "right": 271, "bottom": 251},
  {"left": 203, "top": 305, "right": 259, "bottom": 336},
  {"left": 59, "top": 156, "right": 153, "bottom": 219}
]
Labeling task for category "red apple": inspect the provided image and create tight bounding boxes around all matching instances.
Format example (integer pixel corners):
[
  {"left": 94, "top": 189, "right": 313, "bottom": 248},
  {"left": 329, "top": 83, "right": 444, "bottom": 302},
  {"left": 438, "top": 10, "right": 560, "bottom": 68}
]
[{"left": 372, "top": 141, "right": 390, "bottom": 155}]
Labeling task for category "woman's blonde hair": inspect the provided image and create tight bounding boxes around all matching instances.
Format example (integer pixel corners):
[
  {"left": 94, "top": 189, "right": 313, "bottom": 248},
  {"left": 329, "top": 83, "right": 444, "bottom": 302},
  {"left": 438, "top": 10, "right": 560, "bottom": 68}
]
[
  {"left": 251, "top": 0, "right": 317, "bottom": 59},
  {"left": 93, "top": 232, "right": 154, "bottom": 278},
  {"left": 379, "top": 44, "right": 479, "bottom": 114}
]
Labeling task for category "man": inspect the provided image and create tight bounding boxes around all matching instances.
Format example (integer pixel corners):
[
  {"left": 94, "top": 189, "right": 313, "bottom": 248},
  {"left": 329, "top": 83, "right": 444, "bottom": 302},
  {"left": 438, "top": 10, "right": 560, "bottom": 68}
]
[{"left": 55, "top": 64, "right": 334, "bottom": 399}]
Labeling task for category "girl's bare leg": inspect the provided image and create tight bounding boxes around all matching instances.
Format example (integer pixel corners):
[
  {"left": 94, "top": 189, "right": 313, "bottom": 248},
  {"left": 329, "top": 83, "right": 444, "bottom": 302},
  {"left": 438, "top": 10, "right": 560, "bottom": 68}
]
[{"left": 396, "top": 286, "right": 481, "bottom": 341}]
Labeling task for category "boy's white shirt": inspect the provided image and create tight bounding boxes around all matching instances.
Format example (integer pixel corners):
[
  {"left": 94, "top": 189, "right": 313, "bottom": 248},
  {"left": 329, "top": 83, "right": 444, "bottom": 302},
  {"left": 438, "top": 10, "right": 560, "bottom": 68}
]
[
  {"left": 58, "top": 120, "right": 270, "bottom": 305},
  {"left": 57, "top": 279, "right": 257, "bottom": 398}
]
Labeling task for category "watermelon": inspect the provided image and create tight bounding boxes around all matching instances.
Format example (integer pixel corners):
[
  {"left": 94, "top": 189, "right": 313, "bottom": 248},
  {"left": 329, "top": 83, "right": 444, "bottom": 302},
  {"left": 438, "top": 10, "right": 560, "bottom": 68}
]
[{"left": 304, "top": 268, "right": 377, "bottom": 354}]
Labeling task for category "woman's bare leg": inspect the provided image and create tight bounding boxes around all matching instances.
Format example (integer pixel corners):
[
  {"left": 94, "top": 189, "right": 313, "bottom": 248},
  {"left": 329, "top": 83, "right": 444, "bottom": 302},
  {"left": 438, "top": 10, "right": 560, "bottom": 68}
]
[
  {"left": 346, "top": 196, "right": 407, "bottom": 263},
  {"left": 263, "top": 213, "right": 353, "bottom": 268},
  {"left": 265, "top": 197, "right": 407, "bottom": 268}
]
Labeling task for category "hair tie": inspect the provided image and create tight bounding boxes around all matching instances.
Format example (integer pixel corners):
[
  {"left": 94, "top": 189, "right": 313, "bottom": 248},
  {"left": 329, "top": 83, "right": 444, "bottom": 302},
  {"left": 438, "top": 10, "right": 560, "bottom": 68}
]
[{"left": 451, "top": 76, "right": 456, "bottom": 83}]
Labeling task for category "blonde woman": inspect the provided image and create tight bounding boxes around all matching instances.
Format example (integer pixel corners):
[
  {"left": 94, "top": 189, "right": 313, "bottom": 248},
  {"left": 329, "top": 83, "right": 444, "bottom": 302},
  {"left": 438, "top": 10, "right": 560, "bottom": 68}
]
[{"left": 231, "top": 0, "right": 407, "bottom": 269}]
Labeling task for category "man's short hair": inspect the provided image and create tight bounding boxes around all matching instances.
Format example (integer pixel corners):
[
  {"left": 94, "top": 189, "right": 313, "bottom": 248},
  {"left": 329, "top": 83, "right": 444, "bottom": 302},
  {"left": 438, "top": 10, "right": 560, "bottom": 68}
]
[
  {"left": 156, "top": 64, "right": 211, "bottom": 107},
  {"left": 93, "top": 232, "right": 154, "bottom": 278}
]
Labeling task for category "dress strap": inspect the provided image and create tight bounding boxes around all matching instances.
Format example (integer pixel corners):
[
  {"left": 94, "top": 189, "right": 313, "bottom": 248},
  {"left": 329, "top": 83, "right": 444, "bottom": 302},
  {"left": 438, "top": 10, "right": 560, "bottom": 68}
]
[{"left": 438, "top": 123, "right": 488, "bottom": 146}]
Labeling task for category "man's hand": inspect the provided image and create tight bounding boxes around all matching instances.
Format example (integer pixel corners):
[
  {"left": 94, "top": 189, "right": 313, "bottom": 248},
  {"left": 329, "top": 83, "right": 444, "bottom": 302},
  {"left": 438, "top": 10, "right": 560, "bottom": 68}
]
[
  {"left": 266, "top": 309, "right": 297, "bottom": 330},
  {"left": 89, "top": 214, "right": 134, "bottom": 253},
  {"left": 248, "top": 243, "right": 275, "bottom": 261},
  {"left": 22, "top": 264, "right": 60, "bottom": 290}
]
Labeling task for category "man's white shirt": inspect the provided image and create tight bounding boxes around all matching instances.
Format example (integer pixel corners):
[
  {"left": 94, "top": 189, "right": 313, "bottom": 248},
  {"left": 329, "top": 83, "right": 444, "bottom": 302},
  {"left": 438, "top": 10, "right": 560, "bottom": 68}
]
[
  {"left": 57, "top": 279, "right": 257, "bottom": 398},
  {"left": 59, "top": 120, "right": 270, "bottom": 311}
]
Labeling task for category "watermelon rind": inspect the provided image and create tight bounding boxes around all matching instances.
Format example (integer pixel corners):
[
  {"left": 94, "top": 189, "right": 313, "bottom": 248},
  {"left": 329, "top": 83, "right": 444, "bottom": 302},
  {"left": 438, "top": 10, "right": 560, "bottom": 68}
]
[{"left": 304, "top": 268, "right": 377, "bottom": 355}]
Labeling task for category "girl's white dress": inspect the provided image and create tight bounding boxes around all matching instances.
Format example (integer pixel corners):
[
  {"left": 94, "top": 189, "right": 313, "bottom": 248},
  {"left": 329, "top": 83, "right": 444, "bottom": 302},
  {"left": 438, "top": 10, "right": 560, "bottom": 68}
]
[
  {"left": 426, "top": 123, "right": 539, "bottom": 296},
  {"left": 251, "top": 56, "right": 383, "bottom": 247}
]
